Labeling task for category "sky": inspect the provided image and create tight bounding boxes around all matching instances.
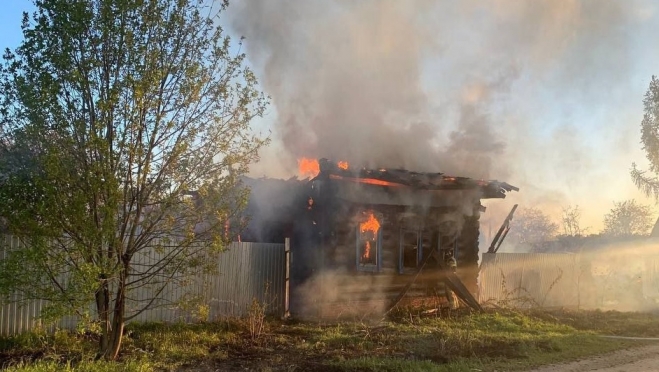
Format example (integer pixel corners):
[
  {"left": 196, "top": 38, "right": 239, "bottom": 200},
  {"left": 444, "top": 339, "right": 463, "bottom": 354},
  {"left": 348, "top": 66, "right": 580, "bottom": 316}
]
[
  {"left": 225, "top": 0, "right": 659, "bottom": 234},
  {"left": 1, "top": 2, "right": 29, "bottom": 50},
  {"left": 2, "top": 1, "right": 659, "bottom": 234}
]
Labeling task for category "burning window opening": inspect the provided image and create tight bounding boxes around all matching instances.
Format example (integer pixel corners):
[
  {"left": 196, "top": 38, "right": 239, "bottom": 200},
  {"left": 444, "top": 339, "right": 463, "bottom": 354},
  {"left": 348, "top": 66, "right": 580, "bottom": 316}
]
[
  {"left": 357, "top": 211, "right": 381, "bottom": 270},
  {"left": 362, "top": 241, "right": 373, "bottom": 263}
]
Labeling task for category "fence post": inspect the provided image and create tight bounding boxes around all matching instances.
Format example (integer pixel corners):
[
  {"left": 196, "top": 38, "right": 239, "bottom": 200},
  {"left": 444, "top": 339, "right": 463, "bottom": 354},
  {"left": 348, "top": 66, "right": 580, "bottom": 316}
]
[{"left": 284, "top": 238, "right": 290, "bottom": 319}]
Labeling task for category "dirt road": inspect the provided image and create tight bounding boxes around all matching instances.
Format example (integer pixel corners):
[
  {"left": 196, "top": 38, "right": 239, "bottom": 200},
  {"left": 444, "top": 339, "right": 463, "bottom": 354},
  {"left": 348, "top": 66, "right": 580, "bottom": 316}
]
[{"left": 528, "top": 340, "right": 659, "bottom": 372}]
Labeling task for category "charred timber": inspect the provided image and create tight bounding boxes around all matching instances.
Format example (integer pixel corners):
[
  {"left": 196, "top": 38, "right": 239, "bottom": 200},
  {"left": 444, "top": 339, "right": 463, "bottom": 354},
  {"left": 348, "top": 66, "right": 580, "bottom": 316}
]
[{"left": 315, "top": 158, "right": 518, "bottom": 199}]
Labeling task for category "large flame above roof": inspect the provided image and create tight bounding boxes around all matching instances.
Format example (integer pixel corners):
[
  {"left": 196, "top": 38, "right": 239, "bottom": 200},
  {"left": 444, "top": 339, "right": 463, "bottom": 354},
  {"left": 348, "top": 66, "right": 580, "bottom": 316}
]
[{"left": 298, "top": 157, "right": 350, "bottom": 178}]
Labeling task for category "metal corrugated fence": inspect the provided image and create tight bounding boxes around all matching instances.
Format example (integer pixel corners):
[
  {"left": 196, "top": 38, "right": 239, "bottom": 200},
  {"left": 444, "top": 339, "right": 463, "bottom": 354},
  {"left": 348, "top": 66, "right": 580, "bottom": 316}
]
[
  {"left": 479, "top": 253, "right": 581, "bottom": 308},
  {"left": 643, "top": 256, "right": 659, "bottom": 299},
  {"left": 0, "top": 236, "right": 285, "bottom": 336}
]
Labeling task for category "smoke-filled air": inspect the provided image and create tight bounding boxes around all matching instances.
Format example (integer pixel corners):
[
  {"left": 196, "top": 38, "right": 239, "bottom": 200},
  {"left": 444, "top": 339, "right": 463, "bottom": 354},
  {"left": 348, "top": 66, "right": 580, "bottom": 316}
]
[{"left": 228, "top": 0, "right": 659, "bottom": 234}]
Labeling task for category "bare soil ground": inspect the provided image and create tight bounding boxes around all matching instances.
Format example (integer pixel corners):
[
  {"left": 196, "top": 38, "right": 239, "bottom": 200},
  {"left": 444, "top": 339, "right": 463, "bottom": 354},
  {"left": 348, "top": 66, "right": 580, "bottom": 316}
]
[{"left": 528, "top": 340, "right": 659, "bottom": 372}]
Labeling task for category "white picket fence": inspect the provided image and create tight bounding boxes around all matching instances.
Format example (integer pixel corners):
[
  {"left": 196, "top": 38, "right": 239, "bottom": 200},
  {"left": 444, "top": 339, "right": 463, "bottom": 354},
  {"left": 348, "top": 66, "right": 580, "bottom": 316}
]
[{"left": 0, "top": 236, "right": 287, "bottom": 336}]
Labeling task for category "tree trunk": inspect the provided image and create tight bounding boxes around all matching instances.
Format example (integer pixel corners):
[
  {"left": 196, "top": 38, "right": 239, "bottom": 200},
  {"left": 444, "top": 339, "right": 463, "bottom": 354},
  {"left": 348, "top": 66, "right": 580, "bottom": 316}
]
[
  {"left": 106, "top": 261, "right": 128, "bottom": 360},
  {"left": 95, "top": 280, "right": 111, "bottom": 358},
  {"left": 107, "top": 295, "right": 125, "bottom": 360},
  {"left": 96, "top": 267, "right": 127, "bottom": 360}
]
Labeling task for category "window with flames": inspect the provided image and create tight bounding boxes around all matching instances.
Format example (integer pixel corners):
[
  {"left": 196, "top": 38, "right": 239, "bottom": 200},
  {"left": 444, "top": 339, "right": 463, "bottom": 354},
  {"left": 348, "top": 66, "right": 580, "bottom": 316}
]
[{"left": 356, "top": 211, "right": 382, "bottom": 272}]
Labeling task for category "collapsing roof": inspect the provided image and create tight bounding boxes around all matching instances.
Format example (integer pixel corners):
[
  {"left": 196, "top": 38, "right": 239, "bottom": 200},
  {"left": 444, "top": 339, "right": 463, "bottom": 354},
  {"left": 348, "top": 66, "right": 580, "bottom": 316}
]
[
  {"left": 238, "top": 159, "right": 518, "bottom": 242},
  {"left": 312, "top": 158, "right": 519, "bottom": 200}
]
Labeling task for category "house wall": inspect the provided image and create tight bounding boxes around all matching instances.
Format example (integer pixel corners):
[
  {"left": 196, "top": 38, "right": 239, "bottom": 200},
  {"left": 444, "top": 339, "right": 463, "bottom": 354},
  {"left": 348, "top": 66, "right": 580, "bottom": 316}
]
[
  {"left": 239, "top": 176, "right": 486, "bottom": 319},
  {"left": 289, "top": 195, "right": 482, "bottom": 319},
  {"left": 456, "top": 213, "right": 481, "bottom": 296}
]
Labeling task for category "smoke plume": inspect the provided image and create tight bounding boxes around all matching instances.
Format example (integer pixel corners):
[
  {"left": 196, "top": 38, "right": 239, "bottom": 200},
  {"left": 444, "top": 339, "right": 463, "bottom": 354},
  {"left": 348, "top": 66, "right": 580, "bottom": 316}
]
[
  {"left": 229, "top": 1, "right": 512, "bottom": 178},
  {"left": 229, "top": 0, "right": 655, "bottom": 229}
]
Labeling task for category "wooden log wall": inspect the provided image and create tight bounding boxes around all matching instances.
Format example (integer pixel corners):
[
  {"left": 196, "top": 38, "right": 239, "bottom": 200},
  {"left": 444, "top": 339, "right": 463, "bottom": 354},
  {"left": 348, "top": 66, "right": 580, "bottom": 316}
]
[
  {"left": 304, "top": 204, "right": 481, "bottom": 319},
  {"left": 456, "top": 214, "right": 480, "bottom": 296}
]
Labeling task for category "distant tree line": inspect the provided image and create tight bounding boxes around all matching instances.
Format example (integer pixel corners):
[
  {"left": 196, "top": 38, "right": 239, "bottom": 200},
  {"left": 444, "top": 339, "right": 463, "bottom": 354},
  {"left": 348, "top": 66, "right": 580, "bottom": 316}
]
[
  {"left": 505, "top": 199, "right": 656, "bottom": 252},
  {"left": 507, "top": 73, "right": 659, "bottom": 250}
]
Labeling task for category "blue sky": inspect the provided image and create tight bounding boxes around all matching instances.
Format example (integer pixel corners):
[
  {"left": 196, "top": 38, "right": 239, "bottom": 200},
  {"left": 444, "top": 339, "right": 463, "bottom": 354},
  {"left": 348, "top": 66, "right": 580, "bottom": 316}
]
[
  {"left": 1, "top": 2, "right": 32, "bottom": 51},
  {"left": 3, "top": 1, "right": 659, "bottom": 232}
]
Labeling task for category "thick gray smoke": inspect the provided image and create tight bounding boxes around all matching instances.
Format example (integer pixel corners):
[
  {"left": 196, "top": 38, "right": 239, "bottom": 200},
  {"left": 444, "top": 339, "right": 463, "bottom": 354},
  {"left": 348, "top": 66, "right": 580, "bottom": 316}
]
[
  {"left": 228, "top": 0, "right": 653, "bottom": 229},
  {"left": 228, "top": 0, "right": 644, "bottom": 181},
  {"left": 228, "top": 1, "right": 514, "bottom": 178}
]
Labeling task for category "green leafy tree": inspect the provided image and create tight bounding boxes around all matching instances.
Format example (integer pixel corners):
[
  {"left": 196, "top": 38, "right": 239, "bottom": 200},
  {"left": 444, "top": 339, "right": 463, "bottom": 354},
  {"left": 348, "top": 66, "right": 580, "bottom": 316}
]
[
  {"left": 602, "top": 200, "right": 654, "bottom": 237},
  {"left": 633, "top": 75, "right": 659, "bottom": 198},
  {"left": 0, "top": 0, "right": 268, "bottom": 360}
]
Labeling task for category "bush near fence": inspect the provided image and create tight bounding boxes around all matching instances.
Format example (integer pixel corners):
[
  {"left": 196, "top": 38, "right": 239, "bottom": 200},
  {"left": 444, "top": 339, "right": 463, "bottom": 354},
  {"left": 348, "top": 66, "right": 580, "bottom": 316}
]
[{"left": 0, "top": 236, "right": 286, "bottom": 336}]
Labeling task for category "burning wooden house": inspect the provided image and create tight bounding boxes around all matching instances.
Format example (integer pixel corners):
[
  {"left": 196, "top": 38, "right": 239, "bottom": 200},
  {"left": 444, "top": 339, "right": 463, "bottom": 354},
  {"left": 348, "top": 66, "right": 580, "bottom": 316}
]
[{"left": 242, "top": 158, "right": 518, "bottom": 318}]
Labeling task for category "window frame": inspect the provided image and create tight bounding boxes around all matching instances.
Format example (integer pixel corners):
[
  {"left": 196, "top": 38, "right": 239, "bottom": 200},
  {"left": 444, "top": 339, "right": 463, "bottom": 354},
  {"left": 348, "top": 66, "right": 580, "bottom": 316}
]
[
  {"left": 398, "top": 228, "right": 424, "bottom": 274},
  {"left": 356, "top": 223, "right": 383, "bottom": 272}
]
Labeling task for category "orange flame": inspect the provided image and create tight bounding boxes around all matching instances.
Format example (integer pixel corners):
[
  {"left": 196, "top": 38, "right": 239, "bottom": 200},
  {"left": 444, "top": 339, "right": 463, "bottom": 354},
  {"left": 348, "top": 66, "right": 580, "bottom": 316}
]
[
  {"left": 298, "top": 158, "right": 320, "bottom": 178},
  {"left": 363, "top": 241, "right": 371, "bottom": 260},
  {"left": 360, "top": 212, "right": 379, "bottom": 262},
  {"left": 298, "top": 158, "right": 351, "bottom": 177},
  {"left": 329, "top": 174, "right": 404, "bottom": 187},
  {"left": 360, "top": 212, "right": 381, "bottom": 235}
]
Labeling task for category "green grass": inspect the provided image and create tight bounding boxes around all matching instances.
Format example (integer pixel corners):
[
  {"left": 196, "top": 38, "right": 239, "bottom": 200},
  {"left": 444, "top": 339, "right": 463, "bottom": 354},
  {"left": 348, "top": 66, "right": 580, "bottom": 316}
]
[
  {"left": 0, "top": 309, "right": 655, "bottom": 371},
  {"left": 529, "top": 308, "right": 659, "bottom": 337},
  {"left": 2, "top": 360, "right": 153, "bottom": 372}
]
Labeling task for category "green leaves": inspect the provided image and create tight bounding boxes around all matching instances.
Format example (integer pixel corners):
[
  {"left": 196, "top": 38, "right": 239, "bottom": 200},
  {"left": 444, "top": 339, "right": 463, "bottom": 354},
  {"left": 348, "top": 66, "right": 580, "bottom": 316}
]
[
  {"left": 0, "top": 0, "right": 269, "bottom": 359},
  {"left": 633, "top": 76, "right": 659, "bottom": 200}
]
